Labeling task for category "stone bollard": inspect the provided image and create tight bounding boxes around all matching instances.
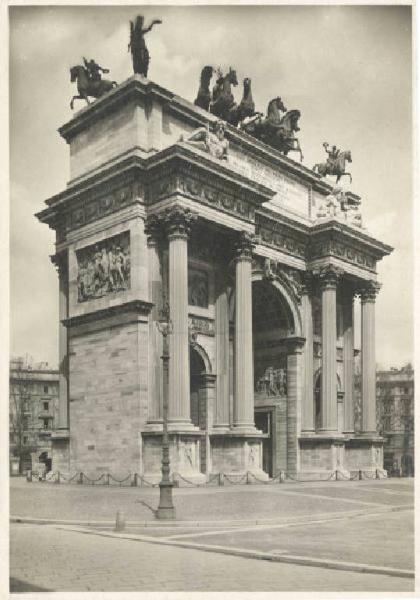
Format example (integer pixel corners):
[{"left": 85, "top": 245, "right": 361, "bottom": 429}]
[
  {"left": 26, "top": 470, "right": 32, "bottom": 482},
  {"left": 115, "top": 510, "right": 125, "bottom": 532}
]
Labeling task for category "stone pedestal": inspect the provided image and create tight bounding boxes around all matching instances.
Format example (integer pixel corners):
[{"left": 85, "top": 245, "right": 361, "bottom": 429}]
[
  {"left": 210, "top": 432, "right": 269, "bottom": 481},
  {"left": 142, "top": 431, "right": 206, "bottom": 485}
]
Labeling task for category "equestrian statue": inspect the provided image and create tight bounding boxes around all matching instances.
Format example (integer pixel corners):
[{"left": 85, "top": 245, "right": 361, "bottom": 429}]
[
  {"left": 128, "top": 15, "right": 162, "bottom": 77},
  {"left": 70, "top": 58, "right": 117, "bottom": 109},
  {"left": 313, "top": 142, "right": 352, "bottom": 183},
  {"left": 194, "top": 66, "right": 214, "bottom": 111}
]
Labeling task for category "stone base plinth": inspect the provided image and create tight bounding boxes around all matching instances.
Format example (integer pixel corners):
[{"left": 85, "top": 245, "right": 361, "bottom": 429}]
[
  {"left": 209, "top": 431, "right": 269, "bottom": 480},
  {"left": 51, "top": 431, "right": 70, "bottom": 473},
  {"left": 141, "top": 430, "right": 206, "bottom": 485}
]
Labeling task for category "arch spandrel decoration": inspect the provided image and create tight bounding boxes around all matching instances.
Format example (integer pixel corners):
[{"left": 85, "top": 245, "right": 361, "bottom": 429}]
[{"left": 189, "top": 341, "right": 212, "bottom": 374}]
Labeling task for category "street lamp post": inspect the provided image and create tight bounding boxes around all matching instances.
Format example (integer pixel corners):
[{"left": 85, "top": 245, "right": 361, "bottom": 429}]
[{"left": 156, "top": 307, "right": 176, "bottom": 520}]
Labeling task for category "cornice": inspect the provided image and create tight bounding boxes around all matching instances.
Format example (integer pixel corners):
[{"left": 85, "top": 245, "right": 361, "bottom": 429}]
[{"left": 62, "top": 300, "right": 153, "bottom": 329}]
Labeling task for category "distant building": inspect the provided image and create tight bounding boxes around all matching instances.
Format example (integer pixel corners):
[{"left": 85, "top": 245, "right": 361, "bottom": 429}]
[
  {"left": 376, "top": 364, "right": 414, "bottom": 476},
  {"left": 9, "top": 357, "right": 59, "bottom": 474}
]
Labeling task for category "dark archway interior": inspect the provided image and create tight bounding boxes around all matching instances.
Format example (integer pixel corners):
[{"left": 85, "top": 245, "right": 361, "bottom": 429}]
[
  {"left": 252, "top": 280, "right": 294, "bottom": 395},
  {"left": 190, "top": 347, "right": 206, "bottom": 428}
]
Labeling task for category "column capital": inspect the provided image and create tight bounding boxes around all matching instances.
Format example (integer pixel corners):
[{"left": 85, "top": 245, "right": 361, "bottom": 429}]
[
  {"left": 359, "top": 280, "right": 381, "bottom": 303},
  {"left": 164, "top": 205, "right": 198, "bottom": 239},
  {"left": 301, "top": 271, "right": 315, "bottom": 296},
  {"left": 284, "top": 336, "right": 306, "bottom": 354},
  {"left": 316, "top": 265, "right": 343, "bottom": 289},
  {"left": 50, "top": 250, "right": 68, "bottom": 276},
  {"left": 144, "top": 214, "right": 163, "bottom": 247},
  {"left": 233, "top": 231, "right": 257, "bottom": 262}
]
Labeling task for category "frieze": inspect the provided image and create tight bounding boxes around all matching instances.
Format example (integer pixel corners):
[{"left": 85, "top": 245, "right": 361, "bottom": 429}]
[
  {"left": 310, "top": 238, "right": 376, "bottom": 272},
  {"left": 76, "top": 231, "right": 130, "bottom": 302},
  {"left": 255, "top": 216, "right": 307, "bottom": 259},
  {"left": 64, "top": 181, "right": 144, "bottom": 235},
  {"left": 148, "top": 171, "right": 256, "bottom": 223},
  {"left": 188, "top": 315, "right": 215, "bottom": 336}
]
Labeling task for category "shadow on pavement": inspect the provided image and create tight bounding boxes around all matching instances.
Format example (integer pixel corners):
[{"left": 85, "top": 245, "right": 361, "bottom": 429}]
[{"left": 10, "top": 577, "right": 52, "bottom": 592}]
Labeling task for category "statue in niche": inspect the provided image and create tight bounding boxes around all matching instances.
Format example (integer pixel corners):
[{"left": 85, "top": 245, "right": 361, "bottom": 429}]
[
  {"left": 180, "top": 120, "right": 229, "bottom": 160},
  {"left": 77, "top": 232, "right": 130, "bottom": 302},
  {"left": 128, "top": 15, "right": 162, "bottom": 77}
]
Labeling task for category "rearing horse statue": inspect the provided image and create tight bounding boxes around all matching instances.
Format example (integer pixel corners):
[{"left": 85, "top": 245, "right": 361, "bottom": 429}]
[
  {"left": 194, "top": 65, "right": 214, "bottom": 111},
  {"left": 250, "top": 97, "right": 303, "bottom": 161},
  {"left": 209, "top": 67, "right": 238, "bottom": 123},
  {"left": 70, "top": 65, "right": 117, "bottom": 109},
  {"left": 313, "top": 150, "right": 352, "bottom": 183},
  {"left": 231, "top": 77, "right": 256, "bottom": 127}
]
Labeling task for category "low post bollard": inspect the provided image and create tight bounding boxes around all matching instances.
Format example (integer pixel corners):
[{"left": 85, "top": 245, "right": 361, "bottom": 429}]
[
  {"left": 56, "top": 471, "right": 60, "bottom": 484},
  {"left": 78, "top": 472, "right": 83, "bottom": 485},
  {"left": 115, "top": 510, "right": 125, "bottom": 532},
  {"left": 219, "top": 473, "right": 224, "bottom": 486},
  {"left": 106, "top": 474, "right": 110, "bottom": 486},
  {"left": 26, "top": 470, "right": 32, "bottom": 482},
  {"left": 359, "top": 469, "right": 363, "bottom": 480},
  {"left": 335, "top": 470, "right": 339, "bottom": 481},
  {"left": 132, "top": 473, "right": 138, "bottom": 487}
]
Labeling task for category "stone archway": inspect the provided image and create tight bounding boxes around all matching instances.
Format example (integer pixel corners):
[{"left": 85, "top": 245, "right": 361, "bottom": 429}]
[
  {"left": 251, "top": 278, "right": 298, "bottom": 476},
  {"left": 189, "top": 343, "right": 214, "bottom": 475}
]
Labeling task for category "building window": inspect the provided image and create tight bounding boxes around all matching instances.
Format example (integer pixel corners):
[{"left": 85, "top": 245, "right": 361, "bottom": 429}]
[
  {"left": 42, "top": 418, "right": 50, "bottom": 430},
  {"left": 43, "top": 401, "right": 49, "bottom": 411},
  {"left": 43, "top": 385, "right": 48, "bottom": 394}
]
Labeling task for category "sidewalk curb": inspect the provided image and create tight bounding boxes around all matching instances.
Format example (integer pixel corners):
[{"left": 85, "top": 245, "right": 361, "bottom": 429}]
[
  {"left": 10, "top": 504, "right": 413, "bottom": 529},
  {"left": 57, "top": 525, "right": 415, "bottom": 580}
]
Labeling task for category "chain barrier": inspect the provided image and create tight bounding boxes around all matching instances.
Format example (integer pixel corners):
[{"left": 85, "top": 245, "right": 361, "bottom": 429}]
[{"left": 26, "top": 468, "right": 386, "bottom": 487}]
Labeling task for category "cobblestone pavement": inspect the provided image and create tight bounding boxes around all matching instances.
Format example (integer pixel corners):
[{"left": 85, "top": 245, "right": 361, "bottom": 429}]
[{"left": 10, "top": 523, "right": 413, "bottom": 592}]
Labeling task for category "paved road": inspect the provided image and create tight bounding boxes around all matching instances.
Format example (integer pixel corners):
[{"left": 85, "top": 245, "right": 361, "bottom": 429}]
[{"left": 10, "top": 523, "right": 413, "bottom": 592}]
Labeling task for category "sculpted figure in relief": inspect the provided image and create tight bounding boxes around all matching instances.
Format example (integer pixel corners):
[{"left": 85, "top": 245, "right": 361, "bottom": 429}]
[{"left": 180, "top": 120, "right": 229, "bottom": 160}]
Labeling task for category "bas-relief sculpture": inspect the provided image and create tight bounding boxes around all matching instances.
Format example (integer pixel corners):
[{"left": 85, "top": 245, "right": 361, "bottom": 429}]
[
  {"left": 255, "top": 366, "right": 287, "bottom": 397},
  {"left": 76, "top": 232, "right": 130, "bottom": 302}
]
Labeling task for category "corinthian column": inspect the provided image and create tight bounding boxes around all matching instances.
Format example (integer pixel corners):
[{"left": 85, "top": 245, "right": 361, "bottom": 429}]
[
  {"left": 361, "top": 281, "right": 381, "bottom": 434},
  {"left": 301, "top": 273, "right": 314, "bottom": 432},
  {"left": 319, "top": 266, "right": 341, "bottom": 433},
  {"left": 215, "top": 272, "right": 230, "bottom": 429},
  {"left": 233, "top": 232, "right": 256, "bottom": 430},
  {"left": 164, "top": 206, "right": 198, "bottom": 427},
  {"left": 342, "top": 283, "right": 355, "bottom": 433},
  {"left": 145, "top": 216, "right": 163, "bottom": 424},
  {"left": 52, "top": 252, "right": 69, "bottom": 430}
]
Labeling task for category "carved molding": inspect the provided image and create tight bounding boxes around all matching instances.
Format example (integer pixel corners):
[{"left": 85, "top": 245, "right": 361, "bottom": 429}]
[
  {"left": 255, "top": 215, "right": 307, "bottom": 259},
  {"left": 310, "top": 237, "right": 376, "bottom": 273},
  {"left": 188, "top": 315, "right": 215, "bottom": 337}
]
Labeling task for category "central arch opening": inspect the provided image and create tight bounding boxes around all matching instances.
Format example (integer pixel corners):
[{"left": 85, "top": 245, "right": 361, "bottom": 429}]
[{"left": 252, "top": 279, "right": 296, "bottom": 476}]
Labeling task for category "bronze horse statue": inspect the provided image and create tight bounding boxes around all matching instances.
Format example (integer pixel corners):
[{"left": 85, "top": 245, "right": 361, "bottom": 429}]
[
  {"left": 313, "top": 150, "right": 352, "bottom": 183},
  {"left": 243, "top": 97, "right": 303, "bottom": 161},
  {"left": 210, "top": 67, "right": 238, "bottom": 123},
  {"left": 230, "top": 77, "right": 256, "bottom": 126},
  {"left": 194, "top": 65, "right": 214, "bottom": 111},
  {"left": 70, "top": 65, "right": 117, "bottom": 109}
]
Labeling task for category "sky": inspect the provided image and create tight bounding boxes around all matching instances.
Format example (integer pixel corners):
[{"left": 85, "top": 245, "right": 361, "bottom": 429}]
[{"left": 9, "top": 4, "right": 413, "bottom": 369}]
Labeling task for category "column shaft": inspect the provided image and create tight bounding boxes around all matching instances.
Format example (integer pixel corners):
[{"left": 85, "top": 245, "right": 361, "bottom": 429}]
[
  {"left": 58, "top": 258, "right": 69, "bottom": 429},
  {"left": 147, "top": 237, "right": 163, "bottom": 422},
  {"left": 215, "top": 279, "right": 230, "bottom": 428},
  {"left": 361, "top": 292, "right": 377, "bottom": 433},
  {"left": 301, "top": 285, "right": 314, "bottom": 432},
  {"left": 320, "top": 275, "right": 338, "bottom": 432},
  {"left": 343, "top": 296, "right": 355, "bottom": 433},
  {"left": 286, "top": 339, "right": 305, "bottom": 473},
  {"left": 168, "top": 233, "right": 191, "bottom": 424},
  {"left": 233, "top": 237, "right": 255, "bottom": 430}
]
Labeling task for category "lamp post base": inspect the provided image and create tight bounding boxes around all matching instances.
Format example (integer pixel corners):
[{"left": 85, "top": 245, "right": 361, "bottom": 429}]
[{"left": 156, "top": 481, "right": 176, "bottom": 520}]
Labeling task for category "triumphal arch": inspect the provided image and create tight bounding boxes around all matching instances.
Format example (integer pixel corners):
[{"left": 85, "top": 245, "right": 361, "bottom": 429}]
[{"left": 37, "top": 75, "right": 392, "bottom": 482}]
